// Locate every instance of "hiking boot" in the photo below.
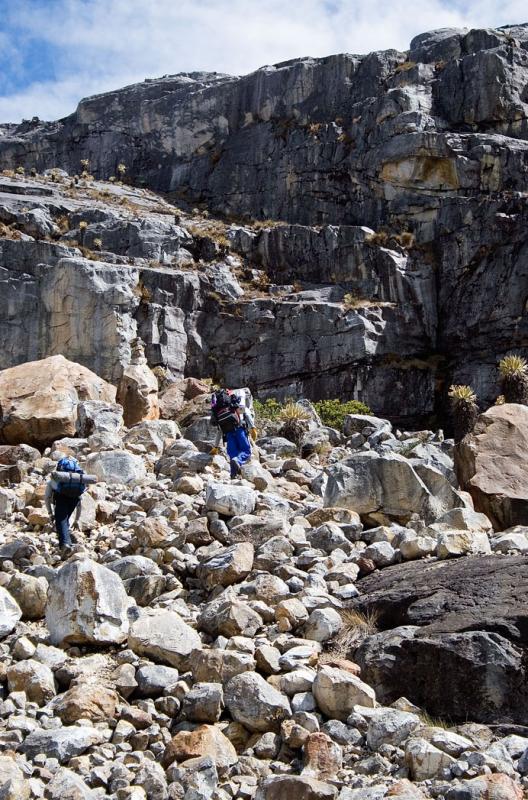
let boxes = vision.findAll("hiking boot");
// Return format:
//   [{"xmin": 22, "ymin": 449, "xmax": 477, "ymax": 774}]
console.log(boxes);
[
  {"xmin": 230, "ymin": 459, "xmax": 241, "ymax": 479},
  {"xmin": 60, "ymin": 544, "xmax": 74, "ymax": 559}
]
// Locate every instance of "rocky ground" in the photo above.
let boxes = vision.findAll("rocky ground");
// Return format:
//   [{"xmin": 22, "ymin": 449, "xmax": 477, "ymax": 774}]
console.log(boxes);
[{"xmin": 1, "ymin": 356, "xmax": 528, "ymax": 800}]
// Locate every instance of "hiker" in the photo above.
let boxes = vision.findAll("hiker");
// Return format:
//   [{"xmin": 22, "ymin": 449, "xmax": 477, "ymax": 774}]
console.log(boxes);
[
  {"xmin": 210, "ymin": 387, "xmax": 257, "ymax": 478},
  {"xmin": 45, "ymin": 456, "xmax": 86, "ymax": 553}
]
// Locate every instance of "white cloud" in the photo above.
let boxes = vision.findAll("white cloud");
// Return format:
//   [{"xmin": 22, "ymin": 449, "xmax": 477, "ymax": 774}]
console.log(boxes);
[{"xmin": 2, "ymin": 0, "xmax": 528, "ymax": 122}]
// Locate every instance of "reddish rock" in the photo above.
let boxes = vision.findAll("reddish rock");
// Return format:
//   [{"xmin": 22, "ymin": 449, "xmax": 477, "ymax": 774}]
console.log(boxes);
[
  {"xmin": 302, "ymin": 732, "xmax": 342, "ymax": 779},
  {"xmin": 117, "ymin": 340, "xmax": 159, "ymax": 427},
  {"xmin": 159, "ymin": 377, "xmax": 209, "ymax": 419},
  {"xmin": 162, "ymin": 724, "xmax": 237, "ymax": 769},
  {"xmin": 53, "ymin": 684, "xmax": 118, "ymax": 723},
  {"xmin": 0, "ymin": 355, "xmax": 115, "ymax": 447}
]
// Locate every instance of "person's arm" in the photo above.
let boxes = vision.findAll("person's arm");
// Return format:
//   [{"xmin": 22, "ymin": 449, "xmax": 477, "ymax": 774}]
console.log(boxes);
[
  {"xmin": 73, "ymin": 496, "xmax": 83, "ymax": 527},
  {"xmin": 210, "ymin": 414, "xmax": 222, "ymax": 452},
  {"xmin": 44, "ymin": 482, "xmax": 54, "ymax": 516},
  {"xmin": 244, "ymin": 409, "xmax": 257, "ymax": 441}
]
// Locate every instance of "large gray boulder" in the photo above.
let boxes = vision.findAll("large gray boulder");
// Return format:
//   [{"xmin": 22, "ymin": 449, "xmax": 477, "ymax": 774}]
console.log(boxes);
[
  {"xmin": 46, "ymin": 558, "xmax": 133, "ymax": 645},
  {"xmin": 85, "ymin": 449, "xmax": 147, "ymax": 484},
  {"xmin": 324, "ymin": 451, "xmax": 463, "ymax": 524},
  {"xmin": 128, "ymin": 609, "xmax": 202, "ymax": 669},
  {"xmin": 21, "ymin": 726, "xmax": 104, "ymax": 762},
  {"xmin": 225, "ymin": 671, "xmax": 291, "ymax": 732},
  {"xmin": 197, "ymin": 542, "xmax": 254, "ymax": 589},
  {"xmin": 205, "ymin": 482, "xmax": 256, "ymax": 516}
]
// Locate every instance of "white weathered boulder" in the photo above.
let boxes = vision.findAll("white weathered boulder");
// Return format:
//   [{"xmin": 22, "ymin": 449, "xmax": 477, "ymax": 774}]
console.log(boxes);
[
  {"xmin": 85, "ymin": 449, "xmax": 147, "ymax": 484},
  {"xmin": 399, "ymin": 532, "xmax": 437, "ymax": 560},
  {"xmin": 405, "ymin": 736, "xmax": 456, "ymax": 780},
  {"xmin": 304, "ymin": 608, "xmax": 343, "ymax": 643},
  {"xmin": 46, "ymin": 558, "xmax": 133, "ymax": 645},
  {"xmin": 128, "ymin": 609, "xmax": 201, "ymax": 669},
  {"xmin": 436, "ymin": 530, "xmax": 491, "ymax": 558},
  {"xmin": 205, "ymin": 482, "xmax": 256, "ymax": 516},
  {"xmin": 0, "ymin": 586, "xmax": 22, "ymax": 638},
  {"xmin": 313, "ymin": 666, "xmax": 376, "ymax": 721}
]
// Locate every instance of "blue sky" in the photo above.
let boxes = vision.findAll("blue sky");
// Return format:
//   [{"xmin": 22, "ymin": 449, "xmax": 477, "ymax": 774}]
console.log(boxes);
[{"xmin": 0, "ymin": 0, "xmax": 526, "ymax": 122}]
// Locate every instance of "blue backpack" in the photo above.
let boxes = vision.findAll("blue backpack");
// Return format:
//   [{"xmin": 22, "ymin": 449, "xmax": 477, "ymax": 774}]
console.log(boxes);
[{"xmin": 55, "ymin": 457, "xmax": 86, "ymax": 498}]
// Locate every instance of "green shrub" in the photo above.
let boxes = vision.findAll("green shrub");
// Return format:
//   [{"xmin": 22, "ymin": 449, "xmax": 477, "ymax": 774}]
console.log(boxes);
[
  {"xmin": 314, "ymin": 399, "xmax": 371, "ymax": 431},
  {"xmin": 254, "ymin": 398, "xmax": 283, "ymax": 422}
]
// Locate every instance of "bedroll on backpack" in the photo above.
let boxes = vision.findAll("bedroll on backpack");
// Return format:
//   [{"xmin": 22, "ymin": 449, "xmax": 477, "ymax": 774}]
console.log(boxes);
[{"xmin": 53, "ymin": 470, "xmax": 95, "ymax": 498}]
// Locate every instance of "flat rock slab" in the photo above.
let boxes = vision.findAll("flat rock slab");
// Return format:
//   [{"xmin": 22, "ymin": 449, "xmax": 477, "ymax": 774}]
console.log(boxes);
[{"xmin": 353, "ymin": 554, "xmax": 528, "ymax": 642}]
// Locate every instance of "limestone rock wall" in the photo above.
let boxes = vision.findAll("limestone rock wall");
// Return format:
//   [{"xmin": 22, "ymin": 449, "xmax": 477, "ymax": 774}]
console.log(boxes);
[{"xmin": 1, "ymin": 25, "xmax": 528, "ymax": 420}]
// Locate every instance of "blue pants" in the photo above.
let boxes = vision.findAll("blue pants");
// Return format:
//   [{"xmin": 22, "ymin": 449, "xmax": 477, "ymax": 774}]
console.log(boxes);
[
  {"xmin": 226, "ymin": 427, "xmax": 251, "ymax": 478},
  {"xmin": 53, "ymin": 493, "xmax": 79, "ymax": 547}
]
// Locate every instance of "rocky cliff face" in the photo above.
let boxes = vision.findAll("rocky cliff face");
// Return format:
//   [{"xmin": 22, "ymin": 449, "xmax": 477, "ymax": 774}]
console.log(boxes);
[{"xmin": 2, "ymin": 25, "xmax": 528, "ymax": 420}]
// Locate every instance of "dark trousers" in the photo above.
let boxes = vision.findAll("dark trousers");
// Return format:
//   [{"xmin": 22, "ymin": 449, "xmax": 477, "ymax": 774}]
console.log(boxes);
[{"xmin": 53, "ymin": 493, "xmax": 79, "ymax": 547}]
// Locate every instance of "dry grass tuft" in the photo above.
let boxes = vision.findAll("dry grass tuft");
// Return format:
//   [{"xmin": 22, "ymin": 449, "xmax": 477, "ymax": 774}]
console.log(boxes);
[
  {"xmin": 418, "ymin": 710, "xmax": 452, "ymax": 730},
  {"xmin": 324, "ymin": 608, "xmax": 379, "ymax": 660}
]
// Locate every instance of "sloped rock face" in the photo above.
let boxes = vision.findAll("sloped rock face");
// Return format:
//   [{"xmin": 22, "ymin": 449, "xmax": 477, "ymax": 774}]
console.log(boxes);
[
  {"xmin": 456, "ymin": 404, "xmax": 528, "ymax": 529},
  {"xmin": 1, "ymin": 27, "xmax": 528, "ymax": 415}
]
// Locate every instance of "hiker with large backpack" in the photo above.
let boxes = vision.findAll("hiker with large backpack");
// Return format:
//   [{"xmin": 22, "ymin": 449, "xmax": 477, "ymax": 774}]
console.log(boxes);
[
  {"xmin": 210, "ymin": 388, "xmax": 257, "ymax": 478},
  {"xmin": 44, "ymin": 456, "xmax": 95, "ymax": 553}
]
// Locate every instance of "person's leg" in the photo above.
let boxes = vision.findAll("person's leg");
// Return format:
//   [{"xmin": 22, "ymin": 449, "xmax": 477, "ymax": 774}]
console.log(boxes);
[
  {"xmin": 235, "ymin": 428, "xmax": 252, "ymax": 468},
  {"xmin": 54, "ymin": 495, "xmax": 78, "ymax": 547},
  {"xmin": 226, "ymin": 430, "xmax": 241, "ymax": 478},
  {"xmin": 227, "ymin": 428, "xmax": 251, "ymax": 477}
]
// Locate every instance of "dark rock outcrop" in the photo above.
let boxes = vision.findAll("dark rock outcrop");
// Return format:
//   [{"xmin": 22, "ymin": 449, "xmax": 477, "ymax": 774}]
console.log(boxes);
[{"xmin": 351, "ymin": 555, "xmax": 528, "ymax": 723}]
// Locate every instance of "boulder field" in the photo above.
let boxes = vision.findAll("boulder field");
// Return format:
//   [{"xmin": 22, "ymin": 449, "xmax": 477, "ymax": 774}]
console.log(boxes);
[{"xmin": 0, "ymin": 356, "xmax": 528, "ymax": 799}]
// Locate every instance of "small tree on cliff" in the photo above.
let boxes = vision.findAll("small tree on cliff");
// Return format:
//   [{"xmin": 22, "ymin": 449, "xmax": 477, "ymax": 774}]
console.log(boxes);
[
  {"xmin": 448, "ymin": 384, "xmax": 478, "ymax": 443},
  {"xmin": 498, "ymin": 355, "xmax": 528, "ymax": 404}
]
